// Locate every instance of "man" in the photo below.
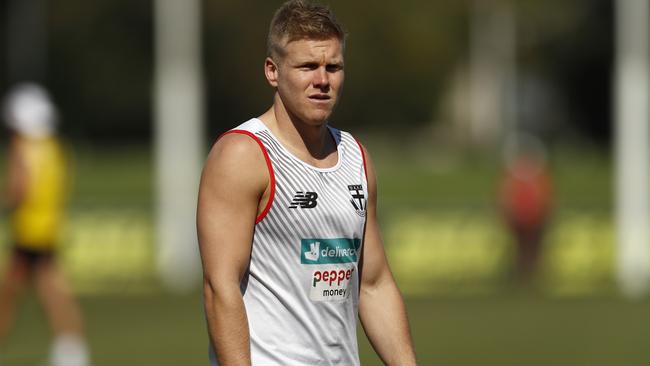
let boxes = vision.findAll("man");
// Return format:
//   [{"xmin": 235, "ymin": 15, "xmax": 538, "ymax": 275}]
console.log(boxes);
[
  {"xmin": 197, "ymin": 1, "xmax": 417, "ymax": 365},
  {"xmin": 0, "ymin": 83, "xmax": 89, "ymax": 366}
]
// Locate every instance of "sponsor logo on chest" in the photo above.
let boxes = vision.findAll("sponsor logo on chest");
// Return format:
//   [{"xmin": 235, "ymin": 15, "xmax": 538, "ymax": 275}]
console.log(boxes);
[
  {"xmin": 301, "ymin": 238, "xmax": 361, "ymax": 302},
  {"xmin": 310, "ymin": 267, "xmax": 355, "ymax": 301},
  {"xmin": 301, "ymin": 238, "xmax": 360, "ymax": 264}
]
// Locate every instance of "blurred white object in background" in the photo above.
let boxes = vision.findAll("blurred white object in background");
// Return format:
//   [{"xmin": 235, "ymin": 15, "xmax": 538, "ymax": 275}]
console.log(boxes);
[
  {"xmin": 154, "ymin": 0, "xmax": 205, "ymax": 292},
  {"xmin": 615, "ymin": 0, "xmax": 650, "ymax": 299},
  {"xmin": 2, "ymin": 83, "xmax": 58, "ymax": 138},
  {"xmin": 469, "ymin": 0, "xmax": 517, "ymax": 147}
]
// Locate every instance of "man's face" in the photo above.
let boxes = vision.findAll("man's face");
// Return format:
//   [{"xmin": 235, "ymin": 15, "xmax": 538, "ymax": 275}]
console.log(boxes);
[{"xmin": 266, "ymin": 37, "xmax": 344, "ymax": 126}]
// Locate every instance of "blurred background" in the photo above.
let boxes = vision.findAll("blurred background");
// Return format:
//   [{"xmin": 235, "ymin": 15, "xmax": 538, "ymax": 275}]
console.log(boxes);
[{"xmin": 1, "ymin": 0, "xmax": 649, "ymax": 365}]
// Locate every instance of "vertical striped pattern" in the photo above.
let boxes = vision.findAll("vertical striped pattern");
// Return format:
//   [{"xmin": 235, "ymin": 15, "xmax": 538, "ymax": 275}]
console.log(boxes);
[{"xmin": 210, "ymin": 118, "xmax": 367, "ymax": 366}]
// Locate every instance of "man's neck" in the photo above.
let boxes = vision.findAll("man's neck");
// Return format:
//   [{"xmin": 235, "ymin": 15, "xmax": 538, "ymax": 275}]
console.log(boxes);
[{"xmin": 258, "ymin": 100, "xmax": 336, "ymax": 163}]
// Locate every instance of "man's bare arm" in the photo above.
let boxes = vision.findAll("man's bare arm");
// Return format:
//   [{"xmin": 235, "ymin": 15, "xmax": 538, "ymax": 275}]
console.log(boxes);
[
  {"xmin": 197, "ymin": 133, "xmax": 269, "ymax": 366},
  {"xmin": 358, "ymin": 146, "xmax": 417, "ymax": 366}
]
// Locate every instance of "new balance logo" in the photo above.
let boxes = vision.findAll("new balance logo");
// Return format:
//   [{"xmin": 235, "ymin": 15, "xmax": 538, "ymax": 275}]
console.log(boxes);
[{"xmin": 289, "ymin": 191, "xmax": 319, "ymax": 209}]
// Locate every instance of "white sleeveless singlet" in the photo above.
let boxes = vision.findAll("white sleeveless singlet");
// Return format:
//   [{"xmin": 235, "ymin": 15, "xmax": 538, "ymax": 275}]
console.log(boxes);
[{"xmin": 209, "ymin": 118, "xmax": 368, "ymax": 365}]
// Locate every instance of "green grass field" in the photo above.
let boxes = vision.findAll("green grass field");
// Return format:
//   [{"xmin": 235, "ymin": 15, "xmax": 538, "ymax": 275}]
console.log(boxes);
[
  {"xmin": 4, "ymin": 291, "xmax": 650, "ymax": 365},
  {"xmin": 2, "ymin": 141, "xmax": 644, "ymax": 365}
]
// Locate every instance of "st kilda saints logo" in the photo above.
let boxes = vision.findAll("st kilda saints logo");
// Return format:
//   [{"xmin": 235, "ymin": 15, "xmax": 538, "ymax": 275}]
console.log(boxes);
[
  {"xmin": 289, "ymin": 191, "xmax": 319, "ymax": 209},
  {"xmin": 347, "ymin": 185, "xmax": 366, "ymax": 217}
]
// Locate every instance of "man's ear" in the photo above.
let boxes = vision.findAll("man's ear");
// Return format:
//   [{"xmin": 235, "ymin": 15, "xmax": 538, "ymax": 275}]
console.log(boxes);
[{"xmin": 264, "ymin": 57, "xmax": 279, "ymax": 88}]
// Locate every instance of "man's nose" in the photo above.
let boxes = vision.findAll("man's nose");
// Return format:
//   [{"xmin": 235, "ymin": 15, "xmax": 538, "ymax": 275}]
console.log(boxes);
[{"xmin": 313, "ymin": 67, "xmax": 329, "ymax": 89}]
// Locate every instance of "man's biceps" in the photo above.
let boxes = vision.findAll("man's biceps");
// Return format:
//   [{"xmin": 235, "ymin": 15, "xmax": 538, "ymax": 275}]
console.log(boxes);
[
  {"xmin": 212, "ymin": 245, "xmax": 251, "ymax": 270},
  {"xmin": 361, "ymin": 235, "xmax": 390, "ymax": 280},
  {"xmin": 204, "ymin": 171, "xmax": 259, "ymax": 199},
  {"xmin": 363, "ymin": 244, "xmax": 389, "ymax": 271},
  {"xmin": 200, "ymin": 229, "xmax": 253, "ymax": 271},
  {"xmin": 200, "ymin": 175, "xmax": 261, "ymax": 211}
]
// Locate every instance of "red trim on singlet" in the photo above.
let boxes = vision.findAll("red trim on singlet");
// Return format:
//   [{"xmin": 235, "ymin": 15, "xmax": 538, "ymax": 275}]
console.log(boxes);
[
  {"xmin": 355, "ymin": 139, "xmax": 368, "ymax": 182},
  {"xmin": 217, "ymin": 130, "xmax": 276, "ymax": 224}
]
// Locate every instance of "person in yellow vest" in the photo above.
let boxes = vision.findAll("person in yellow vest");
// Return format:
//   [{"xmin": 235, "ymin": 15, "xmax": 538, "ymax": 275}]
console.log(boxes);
[{"xmin": 0, "ymin": 83, "xmax": 89, "ymax": 366}]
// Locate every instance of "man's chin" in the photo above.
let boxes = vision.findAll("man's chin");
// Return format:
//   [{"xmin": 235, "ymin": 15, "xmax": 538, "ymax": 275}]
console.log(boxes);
[
  {"xmin": 310, "ymin": 109, "xmax": 335, "ymax": 124},
  {"xmin": 305, "ymin": 116, "xmax": 331, "ymax": 127},
  {"xmin": 293, "ymin": 112, "xmax": 330, "ymax": 127},
  {"xmin": 287, "ymin": 107, "xmax": 333, "ymax": 127}
]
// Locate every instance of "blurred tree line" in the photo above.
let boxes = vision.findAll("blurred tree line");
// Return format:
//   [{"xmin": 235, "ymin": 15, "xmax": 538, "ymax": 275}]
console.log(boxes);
[{"xmin": 0, "ymin": 0, "xmax": 612, "ymax": 144}]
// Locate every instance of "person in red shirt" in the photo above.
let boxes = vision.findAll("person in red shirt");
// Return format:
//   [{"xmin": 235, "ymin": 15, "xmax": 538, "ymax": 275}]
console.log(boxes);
[{"xmin": 499, "ymin": 136, "xmax": 553, "ymax": 282}]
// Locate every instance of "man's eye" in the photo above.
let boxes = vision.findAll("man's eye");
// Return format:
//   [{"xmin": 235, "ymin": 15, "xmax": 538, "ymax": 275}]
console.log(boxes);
[{"xmin": 326, "ymin": 65, "xmax": 343, "ymax": 72}]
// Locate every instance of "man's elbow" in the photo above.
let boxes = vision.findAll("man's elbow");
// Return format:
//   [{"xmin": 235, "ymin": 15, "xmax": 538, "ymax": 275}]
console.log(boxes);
[
  {"xmin": 203, "ymin": 274, "xmax": 242, "ymax": 312},
  {"xmin": 361, "ymin": 271, "xmax": 401, "ymax": 299}
]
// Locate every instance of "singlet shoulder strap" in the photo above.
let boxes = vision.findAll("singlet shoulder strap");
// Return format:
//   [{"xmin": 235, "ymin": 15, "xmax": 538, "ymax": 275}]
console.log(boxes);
[
  {"xmin": 334, "ymin": 128, "xmax": 368, "ymax": 184},
  {"xmin": 354, "ymin": 138, "xmax": 368, "ymax": 182},
  {"xmin": 215, "ymin": 125, "xmax": 276, "ymax": 224}
]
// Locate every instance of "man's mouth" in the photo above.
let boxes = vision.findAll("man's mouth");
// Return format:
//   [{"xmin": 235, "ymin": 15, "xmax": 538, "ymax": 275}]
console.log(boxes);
[{"xmin": 309, "ymin": 94, "xmax": 331, "ymax": 101}]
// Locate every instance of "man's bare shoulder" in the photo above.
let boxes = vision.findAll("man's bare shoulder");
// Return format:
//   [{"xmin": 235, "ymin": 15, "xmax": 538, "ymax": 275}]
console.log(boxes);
[
  {"xmin": 201, "ymin": 132, "xmax": 268, "ymax": 194},
  {"xmin": 208, "ymin": 132, "xmax": 263, "ymax": 162}
]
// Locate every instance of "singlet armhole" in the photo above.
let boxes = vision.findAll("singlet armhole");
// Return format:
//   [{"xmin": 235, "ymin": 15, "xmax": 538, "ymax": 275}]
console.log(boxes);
[
  {"xmin": 216, "ymin": 130, "xmax": 276, "ymax": 224},
  {"xmin": 354, "ymin": 139, "xmax": 369, "ymax": 184}
]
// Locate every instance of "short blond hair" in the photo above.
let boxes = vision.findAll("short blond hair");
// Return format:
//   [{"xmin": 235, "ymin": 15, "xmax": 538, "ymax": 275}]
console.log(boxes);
[{"xmin": 267, "ymin": 0, "xmax": 346, "ymax": 59}]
